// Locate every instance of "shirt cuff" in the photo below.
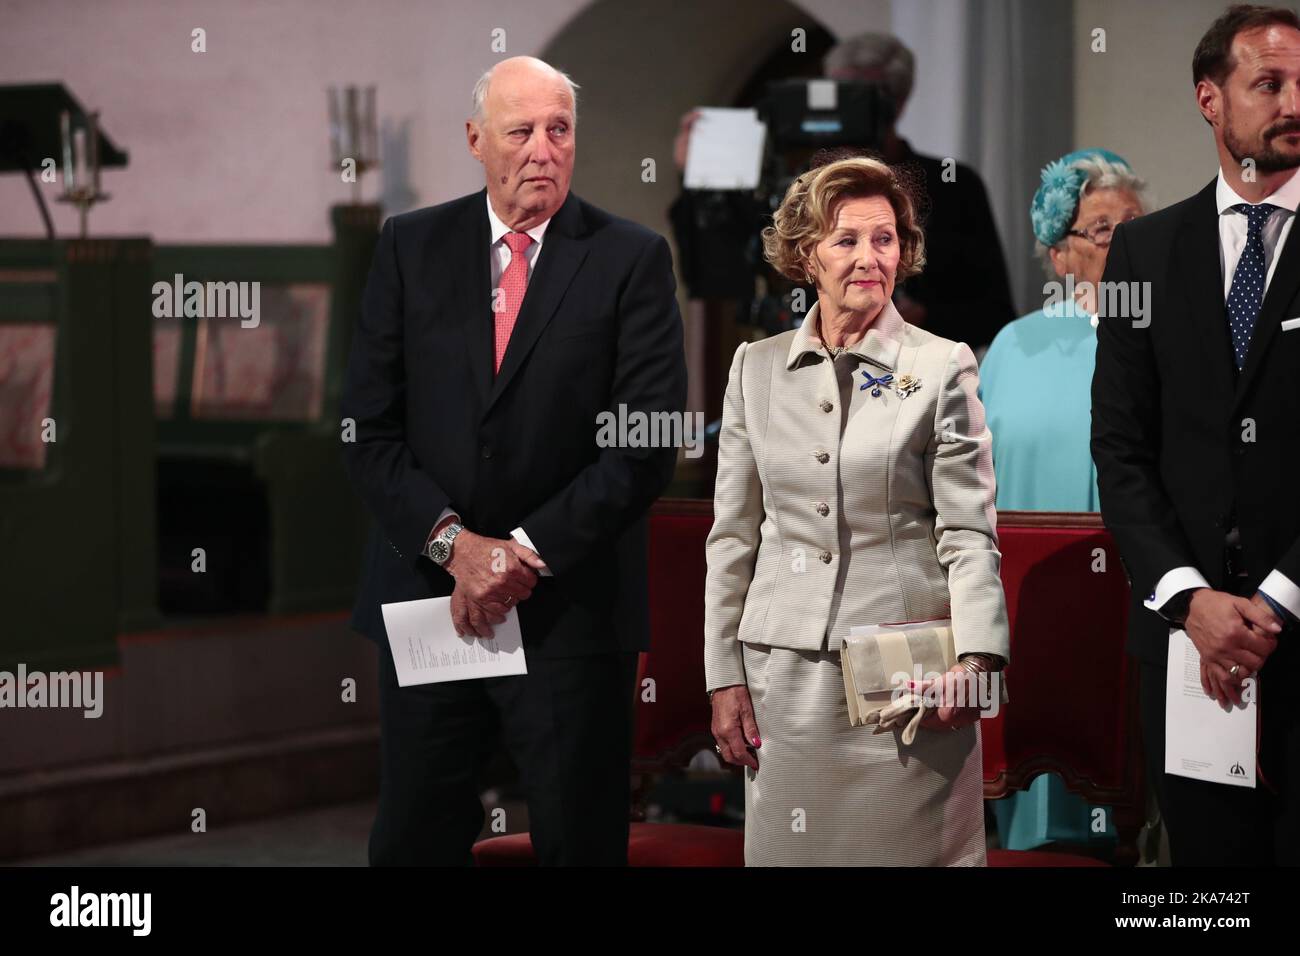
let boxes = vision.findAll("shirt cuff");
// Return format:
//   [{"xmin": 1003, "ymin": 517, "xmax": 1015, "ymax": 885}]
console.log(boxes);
[
  {"xmin": 1144, "ymin": 566, "xmax": 1211, "ymax": 615},
  {"xmin": 1258, "ymin": 570, "xmax": 1300, "ymax": 622},
  {"xmin": 510, "ymin": 526, "xmax": 553, "ymax": 577}
]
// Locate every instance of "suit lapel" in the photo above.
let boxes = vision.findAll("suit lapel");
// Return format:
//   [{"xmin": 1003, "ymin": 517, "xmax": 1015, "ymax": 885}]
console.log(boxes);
[
  {"xmin": 459, "ymin": 190, "xmax": 495, "ymax": 408},
  {"xmin": 1172, "ymin": 181, "xmax": 1235, "ymax": 405},
  {"xmin": 1234, "ymin": 209, "xmax": 1300, "ymax": 412},
  {"xmin": 482, "ymin": 191, "xmax": 589, "ymax": 419}
]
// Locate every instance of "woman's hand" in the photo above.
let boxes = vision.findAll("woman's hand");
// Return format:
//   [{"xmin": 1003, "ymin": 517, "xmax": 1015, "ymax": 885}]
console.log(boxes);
[
  {"xmin": 914, "ymin": 663, "xmax": 984, "ymax": 732},
  {"xmin": 710, "ymin": 684, "xmax": 761, "ymax": 770}
]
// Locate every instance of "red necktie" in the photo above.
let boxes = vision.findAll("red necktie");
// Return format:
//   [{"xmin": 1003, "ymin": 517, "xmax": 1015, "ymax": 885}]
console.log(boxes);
[{"xmin": 494, "ymin": 232, "xmax": 534, "ymax": 375}]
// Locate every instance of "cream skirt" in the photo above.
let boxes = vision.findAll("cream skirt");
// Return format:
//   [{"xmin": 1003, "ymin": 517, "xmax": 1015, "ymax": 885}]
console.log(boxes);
[{"xmin": 741, "ymin": 642, "xmax": 986, "ymax": 866}]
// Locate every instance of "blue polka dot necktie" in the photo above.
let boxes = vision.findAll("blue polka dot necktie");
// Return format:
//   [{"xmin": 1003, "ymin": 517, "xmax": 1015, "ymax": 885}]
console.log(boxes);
[{"xmin": 1225, "ymin": 202, "xmax": 1279, "ymax": 371}]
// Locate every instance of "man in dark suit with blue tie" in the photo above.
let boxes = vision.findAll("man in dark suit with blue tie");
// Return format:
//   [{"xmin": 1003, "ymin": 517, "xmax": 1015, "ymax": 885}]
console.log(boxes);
[
  {"xmin": 1092, "ymin": 4, "xmax": 1300, "ymax": 865},
  {"xmin": 341, "ymin": 56, "xmax": 687, "ymax": 865}
]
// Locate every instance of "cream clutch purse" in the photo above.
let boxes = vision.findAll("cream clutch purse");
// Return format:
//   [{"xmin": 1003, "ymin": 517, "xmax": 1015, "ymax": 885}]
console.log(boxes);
[{"xmin": 841, "ymin": 620, "xmax": 956, "ymax": 744}]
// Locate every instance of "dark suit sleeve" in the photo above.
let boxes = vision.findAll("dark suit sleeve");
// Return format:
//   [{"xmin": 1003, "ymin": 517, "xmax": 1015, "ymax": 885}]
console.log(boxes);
[
  {"xmin": 518, "ymin": 234, "xmax": 687, "ymax": 576},
  {"xmin": 1090, "ymin": 222, "xmax": 1200, "ymax": 598},
  {"xmin": 340, "ymin": 216, "xmax": 451, "ymax": 565}
]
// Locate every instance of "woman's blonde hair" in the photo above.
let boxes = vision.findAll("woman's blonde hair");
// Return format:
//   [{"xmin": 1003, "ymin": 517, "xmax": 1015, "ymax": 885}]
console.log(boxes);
[{"xmin": 761, "ymin": 153, "xmax": 926, "ymax": 284}]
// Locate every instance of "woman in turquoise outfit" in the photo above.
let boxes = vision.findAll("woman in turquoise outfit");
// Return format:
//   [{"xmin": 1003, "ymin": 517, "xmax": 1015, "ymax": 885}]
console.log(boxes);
[{"xmin": 980, "ymin": 149, "xmax": 1150, "ymax": 852}]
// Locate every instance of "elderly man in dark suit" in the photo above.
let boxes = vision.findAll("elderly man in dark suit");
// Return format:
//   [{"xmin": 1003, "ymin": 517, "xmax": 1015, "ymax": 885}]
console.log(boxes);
[
  {"xmin": 342, "ymin": 56, "xmax": 687, "ymax": 866},
  {"xmin": 1092, "ymin": 4, "xmax": 1300, "ymax": 866}
]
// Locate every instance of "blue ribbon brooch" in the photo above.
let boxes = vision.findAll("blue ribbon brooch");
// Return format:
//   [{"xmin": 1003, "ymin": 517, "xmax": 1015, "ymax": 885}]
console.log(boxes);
[
  {"xmin": 860, "ymin": 370, "xmax": 921, "ymax": 399},
  {"xmin": 860, "ymin": 371, "xmax": 893, "ymax": 397}
]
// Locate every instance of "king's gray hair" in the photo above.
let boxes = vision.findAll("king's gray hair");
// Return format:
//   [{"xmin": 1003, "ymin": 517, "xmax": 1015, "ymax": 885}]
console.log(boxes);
[{"xmin": 470, "ymin": 61, "xmax": 580, "ymax": 125}]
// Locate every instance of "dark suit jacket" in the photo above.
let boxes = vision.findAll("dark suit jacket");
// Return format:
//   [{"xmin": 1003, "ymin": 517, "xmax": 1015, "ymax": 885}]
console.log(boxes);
[
  {"xmin": 341, "ymin": 189, "xmax": 687, "ymax": 658},
  {"xmin": 1092, "ymin": 179, "xmax": 1300, "ymax": 665}
]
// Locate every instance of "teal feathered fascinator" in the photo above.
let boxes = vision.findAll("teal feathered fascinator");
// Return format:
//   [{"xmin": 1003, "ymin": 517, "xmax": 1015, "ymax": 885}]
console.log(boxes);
[{"xmin": 1030, "ymin": 148, "xmax": 1132, "ymax": 247}]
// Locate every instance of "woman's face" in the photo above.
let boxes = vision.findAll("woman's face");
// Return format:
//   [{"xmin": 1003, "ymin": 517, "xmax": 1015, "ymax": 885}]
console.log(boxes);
[
  {"xmin": 807, "ymin": 195, "xmax": 901, "ymax": 320},
  {"xmin": 1050, "ymin": 187, "xmax": 1143, "ymax": 295}
]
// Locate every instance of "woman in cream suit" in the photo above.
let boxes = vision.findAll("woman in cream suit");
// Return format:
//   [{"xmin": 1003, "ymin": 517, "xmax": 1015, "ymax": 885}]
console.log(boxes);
[{"xmin": 705, "ymin": 153, "xmax": 1010, "ymax": 866}]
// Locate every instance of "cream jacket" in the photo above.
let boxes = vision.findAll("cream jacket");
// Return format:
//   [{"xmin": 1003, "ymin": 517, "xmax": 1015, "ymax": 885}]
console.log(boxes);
[{"xmin": 704, "ymin": 301, "xmax": 1010, "ymax": 690}]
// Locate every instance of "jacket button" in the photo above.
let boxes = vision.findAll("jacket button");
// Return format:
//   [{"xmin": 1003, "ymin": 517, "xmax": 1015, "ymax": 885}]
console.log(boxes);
[
  {"xmin": 816, "ymin": 502, "xmax": 830, "ymax": 516},
  {"xmin": 819, "ymin": 551, "xmax": 833, "ymax": 564},
  {"xmin": 814, "ymin": 450, "xmax": 829, "ymax": 464},
  {"xmin": 820, "ymin": 400, "xmax": 833, "ymax": 413},
  {"xmin": 481, "ymin": 444, "xmax": 493, "ymax": 459}
]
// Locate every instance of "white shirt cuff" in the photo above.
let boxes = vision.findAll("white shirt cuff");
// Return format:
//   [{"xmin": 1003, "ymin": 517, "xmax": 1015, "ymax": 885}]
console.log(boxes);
[
  {"xmin": 1144, "ymin": 566, "xmax": 1211, "ymax": 613},
  {"xmin": 510, "ymin": 526, "xmax": 552, "ymax": 577},
  {"xmin": 1259, "ymin": 570, "xmax": 1300, "ymax": 620}
]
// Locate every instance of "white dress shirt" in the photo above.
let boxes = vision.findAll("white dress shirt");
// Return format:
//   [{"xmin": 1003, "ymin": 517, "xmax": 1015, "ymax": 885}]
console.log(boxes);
[
  {"xmin": 486, "ymin": 190, "xmax": 551, "ymax": 286},
  {"xmin": 1146, "ymin": 168, "xmax": 1300, "ymax": 620},
  {"xmin": 427, "ymin": 193, "xmax": 556, "ymax": 573},
  {"xmin": 1216, "ymin": 167, "xmax": 1300, "ymax": 298}
]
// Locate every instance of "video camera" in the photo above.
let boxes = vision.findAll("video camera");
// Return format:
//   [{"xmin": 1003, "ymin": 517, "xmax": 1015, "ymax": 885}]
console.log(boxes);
[{"xmin": 673, "ymin": 80, "xmax": 895, "ymax": 334}]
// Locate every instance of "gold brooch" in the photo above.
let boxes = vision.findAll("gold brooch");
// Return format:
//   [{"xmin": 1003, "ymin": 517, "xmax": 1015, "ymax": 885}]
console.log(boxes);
[{"xmin": 894, "ymin": 373, "xmax": 921, "ymax": 398}]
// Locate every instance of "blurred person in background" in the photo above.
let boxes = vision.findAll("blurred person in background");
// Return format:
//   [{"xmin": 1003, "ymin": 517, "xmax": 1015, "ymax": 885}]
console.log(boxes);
[
  {"xmin": 980, "ymin": 147, "xmax": 1150, "ymax": 853},
  {"xmin": 671, "ymin": 32, "xmax": 1016, "ymax": 352}
]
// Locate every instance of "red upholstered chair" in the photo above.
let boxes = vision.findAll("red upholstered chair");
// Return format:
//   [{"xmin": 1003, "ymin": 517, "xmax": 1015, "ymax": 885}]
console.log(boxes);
[
  {"xmin": 982, "ymin": 511, "xmax": 1144, "ymax": 867},
  {"xmin": 473, "ymin": 499, "xmax": 745, "ymax": 866}
]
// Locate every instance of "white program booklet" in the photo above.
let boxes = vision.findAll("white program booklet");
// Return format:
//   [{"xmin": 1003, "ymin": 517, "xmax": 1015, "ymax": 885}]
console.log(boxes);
[
  {"xmin": 1164, "ymin": 628, "xmax": 1256, "ymax": 788},
  {"xmin": 683, "ymin": 107, "xmax": 767, "ymax": 190},
  {"xmin": 380, "ymin": 596, "xmax": 526, "ymax": 687}
]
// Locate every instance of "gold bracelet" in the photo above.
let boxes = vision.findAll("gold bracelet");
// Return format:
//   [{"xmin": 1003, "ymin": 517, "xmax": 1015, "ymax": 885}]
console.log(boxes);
[{"xmin": 957, "ymin": 653, "xmax": 1004, "ymax": 674}]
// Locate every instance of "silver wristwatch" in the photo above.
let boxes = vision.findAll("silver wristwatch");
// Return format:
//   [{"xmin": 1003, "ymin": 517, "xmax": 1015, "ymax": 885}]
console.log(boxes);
[{"xmin": 426, "ymin": 522, "xmax": 464, "ymax": 566}]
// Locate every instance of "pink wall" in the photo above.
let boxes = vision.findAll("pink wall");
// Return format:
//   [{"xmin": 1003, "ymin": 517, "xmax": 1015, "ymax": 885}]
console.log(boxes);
[
  {"xmin": 0, "ymin": 0, "xmax": 590, "ymax": 241},
  {"xmin": 1, "ymin": 0, "xmax": 872, "ymax": 242}
]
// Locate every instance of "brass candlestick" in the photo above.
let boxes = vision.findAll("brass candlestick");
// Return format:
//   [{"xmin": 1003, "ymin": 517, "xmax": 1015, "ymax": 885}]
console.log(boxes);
[
  {"xmin": 328, "ymin": 85, "xmax": 379, "ymax": 204},
  {"xmin": 56, "ymin": 109, "xmax": 110, "ymax": 238}
]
